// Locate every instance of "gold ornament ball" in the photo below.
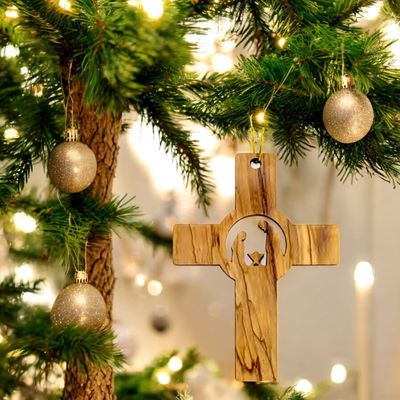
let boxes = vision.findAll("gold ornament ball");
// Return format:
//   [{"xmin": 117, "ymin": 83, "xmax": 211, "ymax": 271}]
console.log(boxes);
[
  {"xmin": 48, "ymin": 142, "xmax": 97, "ymax": 193},
  {"xmin": 323, "ymin": 88, "xmax": 374, "ymax": 144},
  {"xmin": 51, "ymin": 282, "xmax": 107, "ymax": 329}
]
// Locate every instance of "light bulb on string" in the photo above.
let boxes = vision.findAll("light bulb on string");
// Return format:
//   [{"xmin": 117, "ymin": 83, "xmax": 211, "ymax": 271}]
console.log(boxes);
[
  {"xmin": 1, "ymin": 45, "xmax": 20, "ymax": 58},
  {"xmin": 127, "ymin": 0, "xmax": 164, "ymax": 20},
  {"xmin": 354, "ymin": 261, "xmax": 374, "ymax": 290},
  {"xmin": 13, "ymin": 211, "xmax": 37, "ymax": 233},
  {"xmin": 135, "ymin": 273, "xmax": 146, "ymax": 287},
  {"xmin": 142, "ymin": 0, "xmax": 164, "ymax": 19},
  {"xmin": 294, "ymin": 379, "xmax": 313, "ymax": 395},
  {"xmin": 147, "ymin": 280, "xmax": 163, "ymax": 296},
  {"xmin": 330, "ymin": 363, "xmax": 347, "ymax": 384},
  {"xmin": 277, "ymin": 37, "xmax": 287, "ymax": 48},
  {"xmin": 253, "ymin": 110, "xmax": 268, "ymax": 126},
  {"xmin": 5, "ymin": 6, "xmax": 19, "ymax": 19},
  {"xmin": 155, "ymin": 369, "xmax": 171, "ymax": 385},
  {"xmin": 4, "ymin": 127, "xmax": 19, "ymax": 141},
  {"xmin": 58, "ymin": 0, "xmax": 72, "ymax": 11},
  {"xmin": 168, "ymin": 356, "xmax": 183, "ymax": 372}
]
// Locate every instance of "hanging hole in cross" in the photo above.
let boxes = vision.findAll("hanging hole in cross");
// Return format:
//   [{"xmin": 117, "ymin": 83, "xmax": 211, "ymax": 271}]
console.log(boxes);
[{"xmin": 250, "ymin": 158, "xmax": 261, "ymax": 169}]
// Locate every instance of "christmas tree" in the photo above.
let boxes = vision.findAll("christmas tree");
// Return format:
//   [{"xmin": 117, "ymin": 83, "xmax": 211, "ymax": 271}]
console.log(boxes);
[{"xmin": 0, "ymin": 0, "xmax": 399, "ymax": 399}]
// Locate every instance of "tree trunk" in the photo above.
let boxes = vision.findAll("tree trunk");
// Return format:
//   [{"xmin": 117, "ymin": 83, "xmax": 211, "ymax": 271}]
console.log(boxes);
[{"xmin": 62, "ymin": 80, "xmax": 122, "ymax": 400}]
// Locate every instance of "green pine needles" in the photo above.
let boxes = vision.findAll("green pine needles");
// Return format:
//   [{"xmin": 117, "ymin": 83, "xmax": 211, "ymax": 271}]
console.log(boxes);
[{"xmin": 1, "ymin": 0, "xmax": 400, "ymax": 209}]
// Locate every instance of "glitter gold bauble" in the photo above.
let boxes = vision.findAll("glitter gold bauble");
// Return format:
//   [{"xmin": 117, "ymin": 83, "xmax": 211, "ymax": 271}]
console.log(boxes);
[
  {"xmin": 323, "ymin": 88, "xmax": 374, "ymax": 144},
  {"xmin": 51, "ymin": 272, "xmax": 107, "ymax": 329},
  {"xmin": 48, "ymin": 141, "xmax": 97, "ymax": 193}
]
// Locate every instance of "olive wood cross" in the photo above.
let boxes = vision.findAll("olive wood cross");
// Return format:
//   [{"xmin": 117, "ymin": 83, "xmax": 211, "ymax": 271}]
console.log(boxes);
[{"xmin": 173, "ymin": 153, "xmax": 340, "ymax": 382}]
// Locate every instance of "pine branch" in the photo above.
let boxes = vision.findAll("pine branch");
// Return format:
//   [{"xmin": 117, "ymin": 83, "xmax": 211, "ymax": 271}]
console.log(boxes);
[
  {"xmin": 7, "ymin": 193, "xmax": 175, "ymax": 266},
  {"xmin": 0, "ymin": 55, "xmax": 64, "ymax": 200},
  {"xmin": 0, "ymin": 276, "xmax": 41, "ymax": 298},
  {"xmin": 326, "ymin": 0, "xmax": 378, "ymax": 26},
  {"xmin": 192, "ymin": 26, "xmax": 400, "ymax": 184},
  {"xmin": 0, "ymin": 182, "xmax": 18, "ymax": 212},
  {"xmin": 11, "ymin": 307, "xmax": 124, "ymax": 378},
  {"xmin": 33, "ymin": 193, "xmax": 141, "ymax": 266},
  {"xmin": 5, "ymin": 0, "xmax": 93, "ymax": 50},
  {"xmin": 80, "ymin": 0, "xmax": 192, "ymax": 113},
  {"xmin": 244, "ymin": 383, "xmax": 305, "ymax": 400}
]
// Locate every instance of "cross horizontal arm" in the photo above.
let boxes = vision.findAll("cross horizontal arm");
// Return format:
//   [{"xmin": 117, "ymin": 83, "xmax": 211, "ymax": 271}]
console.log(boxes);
[
  {"xmin": 289, "ymin": 224, "xmax": 340, "ymax": 266},
  {"xmin": 173, "ymin": 224, "xmax": 223, "ymax": 266}
]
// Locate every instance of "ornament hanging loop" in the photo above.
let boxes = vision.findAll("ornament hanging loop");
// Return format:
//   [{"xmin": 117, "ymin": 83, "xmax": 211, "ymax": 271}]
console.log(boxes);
[
  {"xmin": 248, "ymin": 63, "xmax": 295, "ymax": 160},
  {"xmin": 75, "ymin": 270, "xmax": 89, "ymax": 283},
  {"xmin": 66, "ymin": 127, "xmax": 79, "ymax": 142}
]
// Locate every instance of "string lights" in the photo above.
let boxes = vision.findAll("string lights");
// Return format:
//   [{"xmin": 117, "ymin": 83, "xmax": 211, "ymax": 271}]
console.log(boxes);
[
  {"xmin": 5, "ymin": 5, "xmax": 19, "ymax": 19},
  {"xmin": 4, "ymin": 127, "xmax": 20, "ymax": 141},
  {"xmin": 127, "ymin": 0, "xmax": 164, "ymax": 20},
  {"xmin": 13, "ymin": 211, "xmax": 37, "ymax": 233},
  {"xmin": 58, "ymin": 0, "xmax": 72, "ymax": 11},
  {"xmin": 294, "ymin": 379, "xmax": 313, "ymax": 395}
]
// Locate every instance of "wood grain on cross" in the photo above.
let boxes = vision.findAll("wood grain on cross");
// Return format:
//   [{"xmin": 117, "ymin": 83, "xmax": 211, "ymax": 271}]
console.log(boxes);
[{"xmin": 173, "ymin": 153, "xmax": 340, "ymax": 382}]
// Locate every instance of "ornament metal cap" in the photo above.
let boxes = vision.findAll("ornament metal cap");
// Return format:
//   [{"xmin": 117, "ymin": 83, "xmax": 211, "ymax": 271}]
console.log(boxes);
[
  {"xmin": 65, "ymin": 127, "xmax": 79, "ymax": 142},
  {"xmin": 75, "ymin": 270, "xmax": 88, "ymax": 283}
]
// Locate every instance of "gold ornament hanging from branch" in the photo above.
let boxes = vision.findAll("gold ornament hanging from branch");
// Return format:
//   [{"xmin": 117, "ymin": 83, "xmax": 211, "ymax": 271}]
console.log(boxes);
[
  {"xmin": 51, "ymin": 270, "xmax": 108, "ymax": 329},
  {"xmin": 48, "ymin": 127, "xmax": 97, "ymax": 193},
  {"xmin": 323, "ymin": 50, "xmax": 374, "ymax": 144},
  {"xmin": 173, "ymin": 153, "xmax": 340, "ymax": 382},
  {"xmin": 323, "ymin": 86, "xmax": 374, "ymax": 143}
]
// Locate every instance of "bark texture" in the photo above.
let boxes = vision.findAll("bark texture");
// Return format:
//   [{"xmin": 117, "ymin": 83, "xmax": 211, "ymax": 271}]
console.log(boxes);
[{"xmin": 62, "ymin": 80, "xmax": 122, "ymax": 400}]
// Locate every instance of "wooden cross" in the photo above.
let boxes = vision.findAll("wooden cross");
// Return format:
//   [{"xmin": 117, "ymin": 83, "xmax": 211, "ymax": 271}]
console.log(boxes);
[{"xmin": 173, "ymin": 153, "xmax": 340, "ymax": 382}]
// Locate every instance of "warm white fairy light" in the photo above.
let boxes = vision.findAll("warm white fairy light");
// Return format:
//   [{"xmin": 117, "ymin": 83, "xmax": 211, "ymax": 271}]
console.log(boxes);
[
  {"xmin": 168, "ymin": 356, "xmax": 183, "ymax": 372},
  {"xmin": 330, "ymin": 363, "xmax": 347, "ymax": 384},
  {"xmin": 147, "ymin": 280, "xmax": 163, "ymax": 296},
  {"xmin": 1, "ymin": 45, "xmax": 20, "ymax": 58},
  {"xmin": 129, "ymin": 0, "xmax": 164, "ymax": 19},
  {"xmin": 58, "ymin": 0, "xmax": 72, "ymax": 11},
  {"xmin": 354, "ymin": 261, "xmax": 375, "ymax": 290},
  {"xmin": 13, "ymin": 211, "xmax": 37, "ymax": 233},
  {"xmin": 277, "ymin": 37, "xmax": 287, "ymax": 48},
  {"xmin": 254, "ymin": 110, "xmax": 267, "ymax": 125},
  {"xmin": 155, "ymin": 370, "xmax": 171, "ymax": 385},
  {"xmin": 135, "ymin": 273, "xmax": 146, "ymax": 287},
  {"xmin": 15, "ymin": 263, "xmax": 34, "ymax": 283},
  {"xmin": 20, "ymin": 66, "xmax": 29, "ymax": 75},
  {"xmin": 361, "ymin": 1, "xmax": 382, "ymax": 21},
  {"xmin": 5, "ymin": 6, "xmax": 19, "ymax": 19},
  {"xmin": 4, "ymin": 127, "xmax": 20, "ymax": 141},
  {"xmin": 211, "ymin": 53, "xmax": 234, "ymax": 73},
  {"xmin": 295, "ymin": 379, "xmax": 313, "ymax": 395}
]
